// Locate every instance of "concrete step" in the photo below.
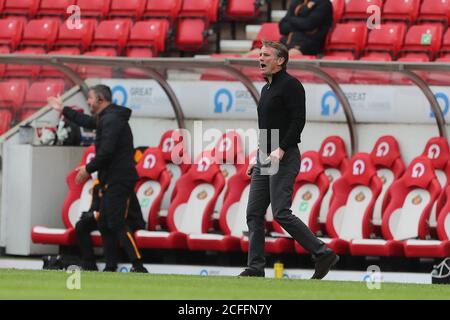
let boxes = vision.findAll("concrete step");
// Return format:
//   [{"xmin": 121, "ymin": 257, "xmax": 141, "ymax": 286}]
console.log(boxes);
[
  {"xmin": 246, "ymin": 24, "xmax": 262, "ymax": 40},
  {"xmin": 271, "ymin": 10, "xmax": 286, "ymax": 22},
  {"xmin": 220, "ymin": 40, "xmax": 253, "ymax": 53}
]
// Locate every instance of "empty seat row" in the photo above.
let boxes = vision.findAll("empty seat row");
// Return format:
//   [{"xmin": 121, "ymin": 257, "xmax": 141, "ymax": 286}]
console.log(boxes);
[
  {"xmin": 0, "ymin": 79, "xmax": 65, "ymax": 125},
  {"xmin": 0, "ymin": 17, "xmax": 169, "ymax": 55},
  {"xmin": 330, "ymin": 0, "xmax": 450, "ymax": 26},
  {"xmin": 30, "ymin": 129, "xmax": 450, "ymax": 258}
]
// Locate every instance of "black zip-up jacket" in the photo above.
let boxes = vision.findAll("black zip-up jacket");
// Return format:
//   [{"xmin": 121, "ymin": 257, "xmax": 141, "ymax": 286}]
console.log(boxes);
[
  {"xmin": 258, "ymin": 69, "xmax": 306, "ymax": 154},
  {"xmin": 279, "ymin": 0, "xmax": 333, "ymax": 55},
  {"xmin": 62, "ymin": 104, "xmax": 139, "ymax": 185}
]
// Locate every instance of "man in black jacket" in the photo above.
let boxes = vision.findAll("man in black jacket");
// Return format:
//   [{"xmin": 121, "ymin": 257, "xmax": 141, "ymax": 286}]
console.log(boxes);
[
  {"xmin": 238, "ymin": 41, "xmax": 339, "ymax": 279},
  {"xmin": 48, "ymin": 85, "xmax": 147, "ymax": 273},
  {"xmin": 279, "ymin": 0, "xmax": 333, "ymax": 56}
]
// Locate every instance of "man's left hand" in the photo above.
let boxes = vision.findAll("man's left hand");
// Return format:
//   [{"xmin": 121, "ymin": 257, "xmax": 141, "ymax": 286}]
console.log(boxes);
[
  {"xmin": 75, "ymin": 166, "xmax": 90, "ymax": 184},
  {"xmin": 266, "ymin": 148, "xmax": 285, "ymax": 163}
]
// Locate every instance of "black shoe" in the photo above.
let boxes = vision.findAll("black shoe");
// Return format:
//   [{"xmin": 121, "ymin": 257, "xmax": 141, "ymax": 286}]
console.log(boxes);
[
  {"xmin": 311, "ymin": 250, "xmax": 339, "ymax": 280},
  {"xmin": 81, "ymin": 262, "xmax": 98, "ymax": 271},
  {"xmin": 130, "ymin": 264, "xmax": 148, "ymax": 273},
  {"xmin": 238, "ymin": 268, "xmax": 265, "ymax": 277},
  {"xmin": 103, "ymin": 265, "xmax": 117, "ymax": 272}
]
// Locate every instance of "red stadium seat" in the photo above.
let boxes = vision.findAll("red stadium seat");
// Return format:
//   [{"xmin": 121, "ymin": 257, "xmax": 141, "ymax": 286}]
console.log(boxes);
[
  {"xmin": 75, "ymin": 0, "xmax": 111, "ymax": 19},
  {"xmin": 109, "ymin": 0, "xmax": 146, "ymax": 20},
  {"xmin": 200, "ymin": 53, "xmax": 242, "ymax": 81},
  {"xmin": 350, "ymin": 156, "xmax": 441, "ymax": 257},
  {"xmin": 296, "ymin": 153, "xmax": 382, "ymax": 255},
  {"xmin": 382, "ymin": 0, "xmax": 421, "ymax": 24},
  {"xmin": 392, "ymin": 54, "xmax": 430, "ymax": 85},
  {"xmin": 40, "ymin": 47, "xmax": 81, "ymax": 79},
  {"xmin": 143, "ymin": 0, "xmax": 182, "ymax": 25},
  {"xmin": 427, "ymin": 55, "xmax": 450, "ymax": 85},
  {"xmin": 211, "ymin": 131, "xmax": 245, "ymax": 220},
  {"xmin": 325, "ymin": 23, "xmax": 368, "ymax": 58},
  {"xmin": 32, "ymin": 146, "xmax": 99, "ymax": 246},
  {"xmin": 287, "ymin": 54, "xmax": 317, "ymax": 83},
  {"xmin": 187, "ymin": 152, "xmax": 256, "ymax": 252},
  {"xmin": 252, "ymin": 22, "xmax": 281, "ymax": 49},
  {"xmin": 351, "ymin": 54, "xmax": 392, "ymax": 84},
  {"xmin": 2, "ymin": 0, "xmax": 39, "ymax": 17},
  {"xmin": 135, "ymin": 147, "xmax": 171, "ymax": 231},
  {"xmin": 157, "ymin": 130, "xmax": 191, "ymax": 228},
  {"xmin": 403, "ymin": 185, "xmax": 450, "ymax": 258},
  {"xmin": 0, "ymin": 109, "xmax": 13, "ymax": 135},
  {"xmin": 320, "ymin": 54, "xmax": 355, "ymax": 83},
  {"xmin": 127, "ymin": 20, "xmax": 169, "ymax": 56},
  {"xmin": 135, "ymin": 153, "xmax": 225, "ymax": 250},
  {"xmin": 268, "ymin": 151, "xmax": 330, "ymax": 254},
  {"xmin": 5, "ymin": 48, "xmax": 46, "ymax": 79},
  {"xmin": 226, "ymin": 0, "xmax": 261, "ymax": 20},
  {"xmin": 400, "ymin": 24, "xmax": 443, "ymax": 60},
  {"xmin": 418, "ymin": 0, "xmax": 450, "ymax": 25},
  {"xmin": 318, "ymin": 136, "xmax": 350, "ymax": 227},
  {"xmin": 420, "ymin": 137, "xmax": 450, "ymax": 230},
  {"xmin": 55, "ymin": 19, "xmax": 96, "ymax": 52},
  {"xmin": 438, "ymin": 27, "xmax": 450, "ymax": 56},
  {"xmin": 342, "ymin": 0, "xmax": 383, "ymax": 21},
  {"xmin": 175, "ymin": 0, "xmax": 220, "ymax": 51},
  {"xmin": 122, "ymin": 48, "xmax": 154, "ymax": 78},
  {"xmin": 0, "ymin": 80, "xmax": 27, "ymax": 117},
  {"xmin": 21, "ymin": 19, "xmax": 60, "ymax": 50},
  {"xmin": 37, "ymin": 0, "xmax": 77, "ymax": 17},
  {"xmin": 369, "ymin": 136, "xmax": 406, "ymax": 229},
  {"xmin": 364, "ymin": 23, "xmax": 407, "ymax": 59},
  {"xmin": 91, "ymin": 19, "xmax": 132, "ymax": 54},
  {"xmin": 0, "ymin": 17, "xmax": 25, "ymax": 51},
  {"xmin": 330, "ymin": 0, "xmax": 344, "ymax": 22},
  {"xmin": 22, "ymin": 80, "xmax": 65, "ymax": 111},
  {"xmin": 77, "ymin": 48, "xmax": 116, "ymax": 79}
]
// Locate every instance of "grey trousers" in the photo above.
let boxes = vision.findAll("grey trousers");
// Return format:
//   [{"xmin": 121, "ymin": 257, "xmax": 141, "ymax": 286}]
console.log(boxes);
[{"xmin": 246, "ymin": 147, "xmax": 328, "ymax": 272}]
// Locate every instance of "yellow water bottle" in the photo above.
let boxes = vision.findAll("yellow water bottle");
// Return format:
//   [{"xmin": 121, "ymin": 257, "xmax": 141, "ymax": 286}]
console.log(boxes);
[{"xmin": 274, "ymin": 261, "xmax": 284, "ymax": 279}]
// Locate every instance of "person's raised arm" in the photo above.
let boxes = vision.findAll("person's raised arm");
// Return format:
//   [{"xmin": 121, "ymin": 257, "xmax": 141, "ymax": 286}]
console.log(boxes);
[{"xmin": 48, "ymin": 96, "xmax": 97, "ymax": 129}]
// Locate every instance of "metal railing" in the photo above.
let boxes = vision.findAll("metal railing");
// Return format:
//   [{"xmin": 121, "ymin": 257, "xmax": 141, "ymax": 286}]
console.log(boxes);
[{"xmin": 0, "ymin": 54, "xmax": 449, "ymax": 154}]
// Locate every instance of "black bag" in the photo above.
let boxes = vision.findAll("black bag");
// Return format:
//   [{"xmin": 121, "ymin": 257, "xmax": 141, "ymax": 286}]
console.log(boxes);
[
  {"xmin": 42, "ymin": 255, "xmax": 81, "ymax": 270},
  {"xmin": 431, "ymin": 258, "xmax": 450, "ymax": 284}
]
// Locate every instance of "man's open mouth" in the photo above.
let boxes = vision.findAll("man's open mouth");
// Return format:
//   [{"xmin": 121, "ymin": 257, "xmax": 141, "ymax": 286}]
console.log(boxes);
[{"xmin": 260, "ymin": 63, "xmax": 266, "ymax": 69}]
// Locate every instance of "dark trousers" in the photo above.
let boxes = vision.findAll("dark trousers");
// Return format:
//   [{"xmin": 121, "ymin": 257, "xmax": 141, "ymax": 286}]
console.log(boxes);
[
  {"xmin": 75, "ymin": 217, "xmax": 97, "ymax": 268},
  {"xmin": 97, "ymin": 181, "xmax": 143, "ymax": 269},
  {"xmin": 246, "ymin": 147, "xmax": 328, "ymax": 272}
]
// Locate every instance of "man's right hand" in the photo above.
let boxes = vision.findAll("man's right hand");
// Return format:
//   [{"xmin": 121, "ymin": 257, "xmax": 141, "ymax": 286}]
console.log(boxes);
[
  {"xmin": 246, "ymin": 164, "xmax": 255, "ymax": 177},
  {"xmin": 47, "ymin": 95, "xmax": 63, "ymax": 112}
]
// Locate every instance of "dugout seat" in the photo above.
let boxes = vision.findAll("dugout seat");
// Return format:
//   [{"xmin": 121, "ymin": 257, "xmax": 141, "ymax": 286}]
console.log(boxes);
[
  {"xmin": 267, "ymin": 151, "xmax": 330, "ymax": 254},
  {"xmin": 317, "ymin": 136, "xmax": 350, "ymax": 226},
  {"xmin": 370, "ymin": 136, "xmax": 406, "ymax": 228},
  {"xmin": 135, "ymin": 147, "xmax": 171, "ymax": 231},
  {"xmin": 187, "ymin": 151, "xmax": 256, "ymax": 252},
  {"xmin": 330, "ymin": 0, "xmax": 344, "ymax": 22},
  {"xmin": 135, "ymin": 153, "xmax": 225, "ymax": 249},
  {"xmin": 296, "ymin": 153, "xmax": 382, "ymax": 255},
  {"xmin": 5, "ymin": 48, "xmax": 45, "ymax": 79},
  {"xmin": 31, "ymin": 146, "xmax": 98, "ymax": 246},
  {"xmin": 252, "ymin": 22, "xmax": 281, "ymax": 49},
  {"xmin": 325, "ymin": 23, "xmax": 368, "ymax": 58},
  {"xmin": 364, "ymin": 23, "xmax": 407, "ymax": 59},
  {"xmin": 0, "ymin": 80, "xmax": 27, "ymax": 118},
  {"xmin": 127, "ymin": 20, "xmax": 170, "ymax": 56},
  {"xmin": 225, "ymin": 0, "xmax": 261, "ymax": 20},
  {"xmin": 399, "ymin": 24, "xmax": 443, "ymax": 60},
  {"xmin": 91, "ymin": 19, "xmax": 132, "ymax": 54},
  {"xmin": 350, "ymin": 156, "xmax": 441, "ymax": 256},
  {"xmin": 403, "ymin": 184, "xmax": 450, "ymax": 257}
]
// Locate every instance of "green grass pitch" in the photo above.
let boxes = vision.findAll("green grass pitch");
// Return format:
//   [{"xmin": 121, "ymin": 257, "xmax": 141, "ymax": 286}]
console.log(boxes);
[{"xmin": 0, "ymin": 269, "xmax": 449, "ymax": 300}]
